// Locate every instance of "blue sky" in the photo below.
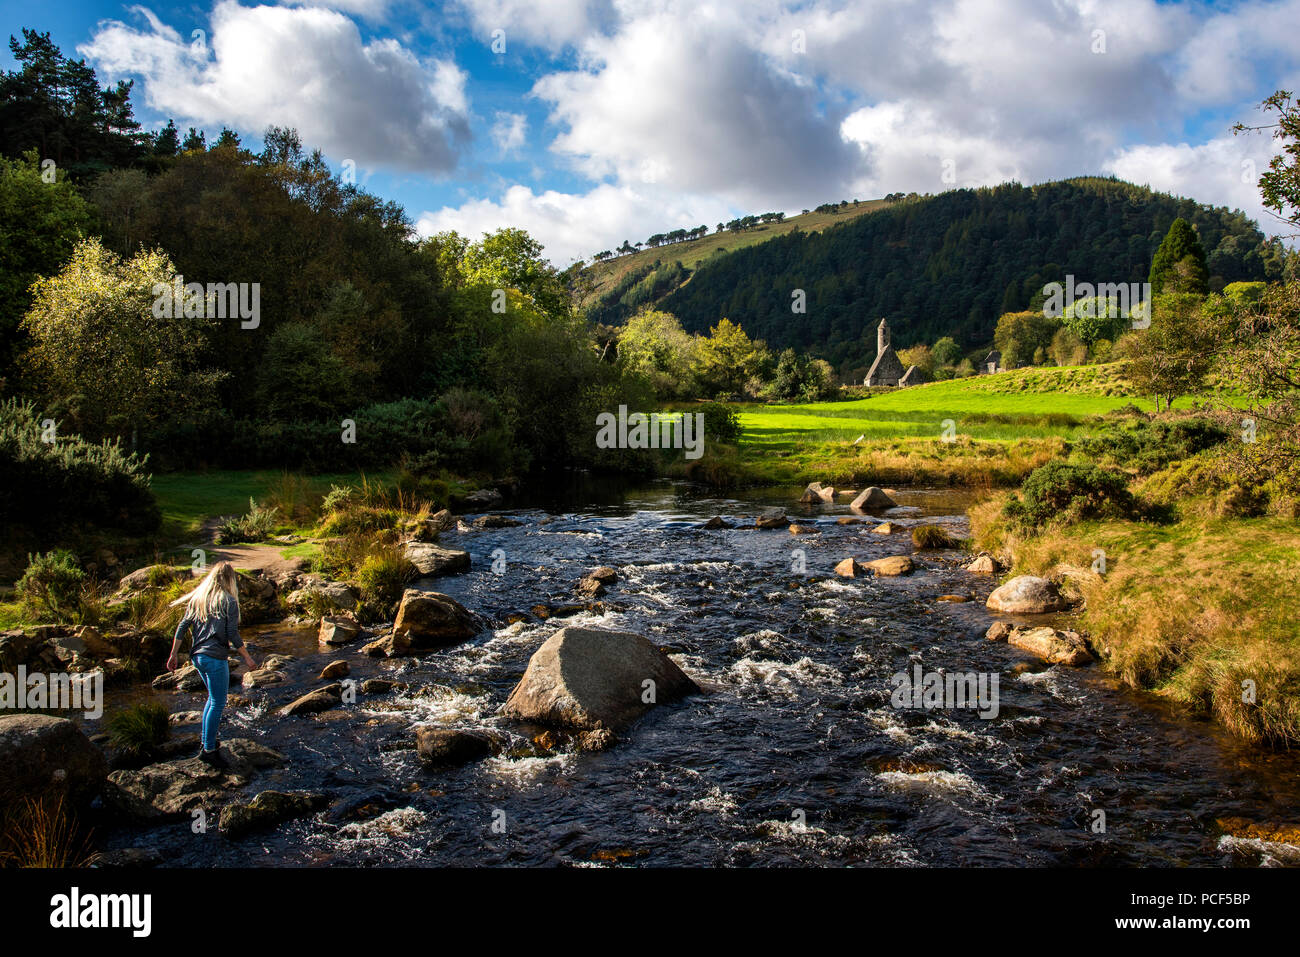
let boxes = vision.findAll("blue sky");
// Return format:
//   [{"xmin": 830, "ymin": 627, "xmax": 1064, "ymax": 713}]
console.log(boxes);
[{"xmin": 2, "ymin": 0, "xmax": 1298, "ymax": 264}]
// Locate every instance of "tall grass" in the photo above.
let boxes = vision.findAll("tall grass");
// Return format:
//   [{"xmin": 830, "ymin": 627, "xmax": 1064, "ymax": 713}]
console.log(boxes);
[
  {"xmin": 106, "ymin": 701, "xmax": 171, "ymax": 759},
  {"xmin": 0, "ymin": 795, "xmax": 95, "ymax": 868}
]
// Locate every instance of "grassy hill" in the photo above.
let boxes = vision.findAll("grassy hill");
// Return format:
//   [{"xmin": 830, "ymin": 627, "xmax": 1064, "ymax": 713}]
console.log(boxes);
[
  {"xmin": 578, "ymin": 199, "xmax": 893, "ymax": 311},
  {"xmin": 584, "ymin": 178, "xmax": 1282, "ymax": 374}
]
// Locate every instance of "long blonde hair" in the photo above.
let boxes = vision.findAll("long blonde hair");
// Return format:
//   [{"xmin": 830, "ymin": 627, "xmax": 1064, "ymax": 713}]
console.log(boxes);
[{"xmin": 171, "ymin": 561, "xmax": 240, "ymax": 622}]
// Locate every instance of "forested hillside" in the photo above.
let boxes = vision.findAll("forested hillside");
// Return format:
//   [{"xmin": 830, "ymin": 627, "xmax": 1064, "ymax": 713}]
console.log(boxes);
[{"xmin": 626, "ymin": 178, "xmax": 1286, "ymax": 369}]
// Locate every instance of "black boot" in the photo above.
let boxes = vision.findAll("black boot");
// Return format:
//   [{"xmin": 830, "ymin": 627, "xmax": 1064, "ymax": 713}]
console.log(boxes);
[{"xmin": 199, "ymin": 747, "xmax": 230, "ymax": 769}]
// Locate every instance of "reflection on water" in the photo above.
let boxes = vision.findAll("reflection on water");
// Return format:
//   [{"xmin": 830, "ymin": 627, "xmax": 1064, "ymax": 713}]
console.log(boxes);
[{"xmin": 93, "ymin": 479, "xmax": 1300, "ymax": 867}]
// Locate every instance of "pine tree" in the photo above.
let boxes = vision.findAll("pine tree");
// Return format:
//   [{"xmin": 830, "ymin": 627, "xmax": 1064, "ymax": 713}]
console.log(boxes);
[{"xmin": 1149, "ymin": 217, "xmax": 1209, "ymax": 295}]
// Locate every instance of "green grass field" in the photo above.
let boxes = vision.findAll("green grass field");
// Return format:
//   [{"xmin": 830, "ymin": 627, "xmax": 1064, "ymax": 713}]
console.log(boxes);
[
  {"xmin": 149, "ymin": 469, "xmax": 394, "ymax": 538},
  {"xmin": 580, "ymin": 199, "xmax": 893, "ymax": 306},
  {"xmin": 737, "ymin": 365, "xmax": 1168, "ymax": 448}
]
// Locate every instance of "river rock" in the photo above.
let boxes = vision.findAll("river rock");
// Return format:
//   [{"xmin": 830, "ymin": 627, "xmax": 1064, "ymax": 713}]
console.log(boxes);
[
  {"xmin": 361, "ymin": 678, "xmax": 405, "ymax": 694},
  {"xmin": 800, "ymin": 482, "xmax": 835, "ymax": 504},
  {"xmin": 153, "ymin": 663, "xmax": 206, "ymax": 692},
  {"xmin": 169, "ymin": 710, "xmax": 203, "ymax": 726},
  {"xmin": 851, "ymin": 486, "xmax": 897, "ymax": 512},
  {"xmin": 361, "ymin": 632, "xmax": 412, "ymax": 658},
  {"xmin": 0, "ymin": 714, "xmax": 108, "ymax": 808},
  {"xmin": 472, "ymin": 514, "xmax": 522, "ymax": 529},
  {"xmin": 423, "ymin": 508, "xmax": 456, "ymax": 536},
  {"xmin": 280, "ymin": 683, "xmax": 343, "ymax": 716},
  {"xmin": 320, "ymin": 660, "xmax": 350, "ymax": 680},
  {"xmin": 965, "ymin": 554, "xmax": 999, "ymax": 574},
  {"xmin": 102, "ymin": 738, "xmax": 286, "ymax": 821},
  {"xmin": 702, "ymin": 517, "xmax": 731, "ymax": 529},
  {"xmin": 788, "ymin": 524, "xmax": 820, "ymax": 535},
  {"xmin": 284, "ymin": 580, "xmax": 359, "ymax": 613},
  {"xmin": 241, "ymin": 668, "xmax": 288, "ymax": 689},
  {"xmin": 1007, "ymin": 626, "xmax": 1093, "ymax": 666},
  {"xmin": 872, "ymin": 522, "xmax": 895, "ymax": 534},
  {"xmin": 986, "ymin": 576, "xmax": 1069, "ymax": 613},
  {"xmin": 864, "ymin": 555, "xmax": 915, "ymax": 576},
  {"xmin": 392, "ymin": 590, "xmax": 478, "ymax": 648},
  {"xmin": 75, "ymin": 626, "xmax": 120, "ymax": 659},
  {"xmin": 0, "ymin": 630, "xmax": 43, "ymax": 671},
  {"xmin": 501, "ymin": 626, "xmax": 699, "ymax": 733},
  {"xmin": 236, "ymin": 572, "xmax": 280, "ymax": 625},
  {"xmin": 219, "ymin": 790, "xmax": 329, "ymax": 839},
  {"xmin": 403, "ymin": 541, "xmax": 471, "ymax": 577},
  {"xmin": 461, "ymin": 488, "xmax": 502, "ymax": 508},
  {"xmin": 755, "ymin": 507, "xmax": 788, "ymax": 529},
  {"xmin": 576, "ymin": 566, "xmax": 618, "ymax": 597},
  {"xmin": 318, "ymin": 613, "xmax": 362, "ymax": 647},
  {"xmin": 834, "ymin": 557, "xmax": 865, "ymax": 578},
  {"xmin": 836, "ymin": 517, "xmax": 862, "ymax": 525},
  {"xmin": 415, "ymin": 727, "xmax": 500, "ymax": 767},
  {"xmin": 117, "ymin": 564, "xmax": 187, "ymax": 593}
]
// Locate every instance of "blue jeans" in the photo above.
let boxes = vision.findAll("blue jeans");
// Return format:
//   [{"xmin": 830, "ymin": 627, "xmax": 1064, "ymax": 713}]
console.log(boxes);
[{"xmin": 191, "ymin": 654, "xmax": 229, "ymax": 752}]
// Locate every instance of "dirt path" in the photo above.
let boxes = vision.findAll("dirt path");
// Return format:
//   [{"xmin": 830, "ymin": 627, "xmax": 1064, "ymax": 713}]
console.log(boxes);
[{"xmin": 197, "ymin": 517, "xmax": 312, "ymax": 580}]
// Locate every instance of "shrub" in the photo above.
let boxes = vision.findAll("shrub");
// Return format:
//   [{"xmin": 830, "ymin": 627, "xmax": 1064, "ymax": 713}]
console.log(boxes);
[
  {"xmin": 1075, "ymin": 417, "xmax": 1231, "ymax": 475},
  {"xmin": 699, "ymin": 402, "xmax": 742, "ymax": 445},
  {"xmin": 213, "ymin": 498, "xmax": 281, "ymax": 545},
  {"xmin": 105, "ymin": 701, "xmax": 170, "ymax": 759},
  {"xmin": 1003, "ymin": 461, "xmax": 1137, "ymax": 530},
  {"xmin": 16, "ymin": 550, "xmax": 84, "ymax": 622},
  {"xmin": 354, "ymin": 545, "xmax": 415, "ymax": 612},
  {"xmin": 0, "ymin": 399, "xmax": 160, "ymax": 543}
]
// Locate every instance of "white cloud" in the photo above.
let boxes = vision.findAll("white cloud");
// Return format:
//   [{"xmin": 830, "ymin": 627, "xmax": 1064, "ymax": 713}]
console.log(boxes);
[
  {"xmin": 532, "ymin": 6, "xmax": 858, "ymax": 210},
  {"xmin": 454, "ymin": 0, "xmax": 616, "ymax": 51},
  {"xmin": 80, "ymin": 1, "xmax": 470, "ymax": 173},
  {"xmin": 1104, "ymin": 134, "xmax": 1294, "ymax": 239},
  {"xmin": 490, "ymin": 111, "xmax": 528, "ymax": 155},
  {"xmin": 415, "ymin": 183, "xmax": 735, "ymax": 266}
]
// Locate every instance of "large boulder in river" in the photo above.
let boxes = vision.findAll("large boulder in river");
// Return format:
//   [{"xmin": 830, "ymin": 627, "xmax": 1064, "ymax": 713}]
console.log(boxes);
[
  {"xmin": 403, "ymin": 542, "xmax": 471, "ymax": 577},
  {"xmin": 986, "ymin": 575, "xmax": 1069, "ymax": 614},
  {"xmin": 501, "ymin": 626, "xmax": 699, "ymax": 732},
  {"xmin": 850, "ymin": 486, "xmax": 897, "ymax": 512},
  {"xmin": 0, "ymin": 714, "xmax": 108, "ymax": 808},
  {"xmin": 755, "ymin": 507, "xmax": 788, "ymax": 529},
  {"xmin": 392, "ymin": 589, "xmax": 479, "ymax": 648},
  {"xmin": 102, "ymin": 738, "xmax": 286, "ymax": 821}
]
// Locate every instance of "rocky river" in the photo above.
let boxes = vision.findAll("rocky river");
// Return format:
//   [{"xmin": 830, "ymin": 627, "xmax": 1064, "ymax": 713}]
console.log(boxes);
[{"xmin": 77, "ymin": 482, "xmax": 1300, "ymax": 867}]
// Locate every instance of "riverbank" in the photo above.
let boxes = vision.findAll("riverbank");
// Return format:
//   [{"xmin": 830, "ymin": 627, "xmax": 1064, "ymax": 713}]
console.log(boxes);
[{"xmin": 970, "ymin": 493, "xmax": 1300, "ymax": 747}]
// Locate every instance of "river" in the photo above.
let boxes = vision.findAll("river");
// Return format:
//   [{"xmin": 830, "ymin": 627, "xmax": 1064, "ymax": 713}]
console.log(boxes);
[{"xmin": 93, "ymin": 481, "xmax": 1300, "ymax": 866}]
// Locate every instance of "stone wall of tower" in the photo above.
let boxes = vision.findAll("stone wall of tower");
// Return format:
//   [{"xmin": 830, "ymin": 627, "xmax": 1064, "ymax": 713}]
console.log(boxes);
[{"xmin": 877, "ymin": 318, "xmax": 890, "ymax": 354}]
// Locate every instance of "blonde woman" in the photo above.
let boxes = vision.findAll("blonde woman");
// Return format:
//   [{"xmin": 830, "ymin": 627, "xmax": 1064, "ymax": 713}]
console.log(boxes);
[{"xmin": 166, "ymin": 561, "xmax": 256, "ymax": 768}]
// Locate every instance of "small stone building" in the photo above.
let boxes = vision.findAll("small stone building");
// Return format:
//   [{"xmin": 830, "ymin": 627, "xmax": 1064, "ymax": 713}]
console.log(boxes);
[
  {"xmin": 982, "ymin": 350, "xmax": 1002, "ymax": 374},
  {"xmin": 865, "ymin": 318, "xmax": 906, "ymax": 387},
  {"xmin": 899, "ymin": 364, "xmax": 928, "ymax": 387}
]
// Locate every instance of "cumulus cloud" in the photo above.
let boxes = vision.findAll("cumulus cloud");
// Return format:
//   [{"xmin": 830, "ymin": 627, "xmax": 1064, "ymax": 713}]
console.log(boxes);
[
  {"xmin": 490, "ymin": 111, "xmax": 528, "ymax": 155},
  {"xmin": 80, "ymin": 1, "xmax": 470, "ymax": 172},
  {"xmin": 454, "ymin": 0, "xmax": 617, "ymax": 51},
  {"xmin": 533, "ymin": 6, "xmax": 859, "ymax": 210},
  {"xmin": 415, "ymin": 183, "xmax": 735, "ymax": 266},
  {"xmin": 1104, "ymin": 133, "xmax": 1293, "ymax": 237}
]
